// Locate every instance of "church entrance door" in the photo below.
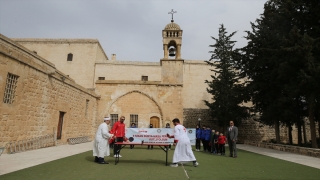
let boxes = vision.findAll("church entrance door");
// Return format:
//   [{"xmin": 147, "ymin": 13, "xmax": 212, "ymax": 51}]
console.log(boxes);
[{"xmin": 150, "ymin": 116, "xmax": 160, "ymax": 128}]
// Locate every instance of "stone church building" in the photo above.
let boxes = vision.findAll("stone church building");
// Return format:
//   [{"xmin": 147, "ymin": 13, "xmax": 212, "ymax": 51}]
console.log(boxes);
[
  {"xmin": 12, "ymin": 21, "xmax": 212, "ymax": 129},
  {"xmin": 1, "ymin": 20, "xmax": 313, "ymax": 146}
]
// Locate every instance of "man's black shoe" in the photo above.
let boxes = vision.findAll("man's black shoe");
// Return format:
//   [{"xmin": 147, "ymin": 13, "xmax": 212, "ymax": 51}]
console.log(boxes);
[
  {"xmin": 94, "ymin": 156, "xmax": 99, "ymax": 163},
  {"xmin": 98, "ymin": 161, "xmax": 109, "ymax": 164}
]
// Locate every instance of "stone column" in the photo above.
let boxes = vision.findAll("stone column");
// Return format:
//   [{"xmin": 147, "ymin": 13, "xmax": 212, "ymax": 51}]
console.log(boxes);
[
  {"xmin": 176, "ymin": 44, "xmax": 181, "ymax": 59},
  {"xmin": 164, "ymin": 44, "xmax": 168, "ymax": 59}
]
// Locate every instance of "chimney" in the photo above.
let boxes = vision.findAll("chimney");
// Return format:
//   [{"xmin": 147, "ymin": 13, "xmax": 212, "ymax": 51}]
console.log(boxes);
[{"xmin": 111, "ymin": 54, "xmax": 116, "ymax": 61}]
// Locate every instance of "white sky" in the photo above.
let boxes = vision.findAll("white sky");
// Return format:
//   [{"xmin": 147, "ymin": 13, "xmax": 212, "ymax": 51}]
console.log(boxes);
[{"xmin": 0, "ymin": 0, "xmax": 266, "ymax": 62}]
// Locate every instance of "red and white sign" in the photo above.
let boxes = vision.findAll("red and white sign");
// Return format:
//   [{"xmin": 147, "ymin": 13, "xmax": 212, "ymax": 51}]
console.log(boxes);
[{"xmin": 126, "ymin": 128, "xmax": 196, "ymax": 145}]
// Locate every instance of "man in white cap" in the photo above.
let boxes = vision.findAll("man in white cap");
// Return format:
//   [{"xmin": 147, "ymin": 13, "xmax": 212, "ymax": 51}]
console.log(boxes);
[{"xmin": 93, "ymin": 117, "xmax": 114, "ymax": 164}]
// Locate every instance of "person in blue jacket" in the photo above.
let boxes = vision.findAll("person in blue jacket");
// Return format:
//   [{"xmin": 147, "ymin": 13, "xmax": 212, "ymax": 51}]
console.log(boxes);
[
  {"xmin": 204, "ymin": 127, "xmax": 211, "ymax": 153},
  {"xmin": 195, "ymin": 125, "xmax": 201, "ymax": 151},
  {"xmin": 200, "ymin": 125, "xmax": 207, "ymax": 152}
]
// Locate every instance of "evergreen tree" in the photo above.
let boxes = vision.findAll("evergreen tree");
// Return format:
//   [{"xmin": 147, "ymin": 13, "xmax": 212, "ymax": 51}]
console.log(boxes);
[
  {"xmin": 205, "ymin": 24, "xmax": 250, "ymax": 130},
  {"xmin": 238, "ymin": 0, "xmax": 287, "ymax": 143},
  {"xmin": 239, "ymin": 0, "xmax": 320, "ymax": 147}
]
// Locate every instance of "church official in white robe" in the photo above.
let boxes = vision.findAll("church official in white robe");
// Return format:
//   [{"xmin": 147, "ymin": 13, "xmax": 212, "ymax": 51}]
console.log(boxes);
[
  {"xmin": 93, "ymin": 117, "xmax": 113, "ymax": 164},
  {"xmin": 167, "ymin": 118, "xmax": 199, "ymax": 167}
]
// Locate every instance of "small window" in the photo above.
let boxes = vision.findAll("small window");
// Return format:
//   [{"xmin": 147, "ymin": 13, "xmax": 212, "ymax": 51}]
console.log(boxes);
[
  {"xmin": 130, "ymin": 114, "xmax": 138, "ymax": 127},
  {"xmin": 141, "ymin": 76, "xmax": 148, "ymax": 81},
  {"xmin": 98, "ymin": 77, "xmax": 105, "ymax": 80},
  {"xmin": 111, "ymin": 114, "xmax": 118, "ymax": 126},
  {"xmin": 67, "ymin": 53, "xmax": 73, "ymax": 61},
  {"xmin": 3, "ymin": 73, "xmax": 19, "ymax": 104}
]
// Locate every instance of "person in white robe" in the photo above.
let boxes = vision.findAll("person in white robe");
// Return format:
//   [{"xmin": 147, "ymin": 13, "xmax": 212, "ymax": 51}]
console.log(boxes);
[
  {"xmin": 167, "ymin": 118, "xmax": 199, "ymax": 167},
  {"xmin": 93, "ymin": 117, "xmax": 113, "ymax": 164}
]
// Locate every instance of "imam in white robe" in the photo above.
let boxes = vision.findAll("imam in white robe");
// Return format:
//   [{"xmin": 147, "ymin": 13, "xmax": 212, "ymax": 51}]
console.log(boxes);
[
  {"xmin": 172, "ymin": 124, "xmax": 196, "ymax": 163},
  {"xmin": 93, "ymin": 123, "xmax": 112, "ymax": 158}
]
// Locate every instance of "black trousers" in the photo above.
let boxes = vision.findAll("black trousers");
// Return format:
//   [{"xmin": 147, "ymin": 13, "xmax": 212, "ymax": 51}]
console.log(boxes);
[
  {"xmin": 219, "ymin": 144, "xmax": 225, "ymax": 154},
  {"xmin": 202, "ymin": 139, "xmax": 207, "ymax": 151},
  {"xmin": 207, "ymin": 141, "xmax": 211, "ymax": 152},
  {"xmin": 196, "ymin": 139, "xmax": 201, "ymax": 150},
  {"xmin": 228, "ymin": 139, "xmax": 237, "ymax": 156},
  {"xmin": 215, "ymin": 143, "xmax": 219, "ymax": 153},
  {"xmin": 114, "ymin": 137, "xmax": 124, "ymax": 155}
]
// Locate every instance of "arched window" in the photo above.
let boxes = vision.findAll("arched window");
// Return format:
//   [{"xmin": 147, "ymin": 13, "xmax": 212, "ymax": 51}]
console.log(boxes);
[{"xmin": 67, "ymin": 53, "xmax": 73, "ymax": 61}]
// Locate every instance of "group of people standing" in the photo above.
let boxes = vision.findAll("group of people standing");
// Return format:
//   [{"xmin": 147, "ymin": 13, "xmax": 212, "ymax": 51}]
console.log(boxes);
[{"xmin": 195, "ymin": 120, "xmax": 238, "ymax": 158}]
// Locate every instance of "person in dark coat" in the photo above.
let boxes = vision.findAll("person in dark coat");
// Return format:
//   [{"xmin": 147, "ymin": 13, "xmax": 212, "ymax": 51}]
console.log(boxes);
[
  {"xmin": 148, "ymin": 124, "xmax": 154, "ymax": 150},
  {"xmin": 195, "ymin": 125, "xmax": 201, "ymax": 151},
  {"xmin": 200, "ymin": 125, "xmax": 207, "ymax": 152}
]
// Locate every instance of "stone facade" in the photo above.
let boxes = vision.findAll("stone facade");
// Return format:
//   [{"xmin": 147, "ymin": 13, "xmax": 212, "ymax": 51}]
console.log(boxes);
[
  {"xmin": 0, "ymin": 34, "xmax": 100, "ymax": 147},
  {"xmin": 12, "ymin": 38, "xmax": 108, "ymax": 89},
  {"xmin": 96, "ymin": 83, "xmax": 183, "ymax": 128},
  {"xmin": 183, "ymin": 108, "xmax": 214, "ymax": 128},
  {"xmin": 183, "ymin": 108, "xmax": 318, "ymax": 144},
  {"xmin": 1, "ymin": 19, "xmax": 319, "ymax": 148}
]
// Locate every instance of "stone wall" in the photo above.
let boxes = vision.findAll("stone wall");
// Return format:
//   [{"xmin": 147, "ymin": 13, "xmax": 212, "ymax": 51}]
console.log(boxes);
[
  {"xmin": 183, "ymin": 108, "xmax": 211, "ymax": 128},
  {"xmin": 182, "ymin": 108, "xmax": 318, "ymax": 144},
  {"xmin": 95, "ymin": 82, "xmax": 183, "ymax": 128},
  {"xmin": 244, "ymin": 140, "xmax": 320, "ymax": 158},
  {"xmin": 182, "ymin": 60, "xmax": 213, "ymax": 109},
  {"xmin": 95, "ymin": 61, "xmax": 161, "ymax": 82},
  {"xmin": 13, "ymin": 38, "xmax": 108, "ymax": 89},
  {"xmin": 0, "ymin": 34, "xmax": 99, "ymax": 147}
]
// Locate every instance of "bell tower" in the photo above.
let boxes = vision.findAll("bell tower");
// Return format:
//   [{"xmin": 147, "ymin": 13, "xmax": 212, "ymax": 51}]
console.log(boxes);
[
  {"xmin": 161, "ymin": 9, "xmax": 184, "ymax": 84},
  {"xmin": 162, "ymin": 10, "xmax": 183, "ymax": 59}
]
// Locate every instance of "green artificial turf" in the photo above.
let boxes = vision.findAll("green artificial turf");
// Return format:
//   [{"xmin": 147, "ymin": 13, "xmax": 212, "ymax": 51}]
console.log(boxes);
[{"xmin": 1, "ymin": 146, "xmax": 319, "ymax": 180}]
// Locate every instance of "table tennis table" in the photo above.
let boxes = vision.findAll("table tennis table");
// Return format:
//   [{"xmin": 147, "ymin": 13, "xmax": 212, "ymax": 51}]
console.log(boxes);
[{"xmin": 114, "ymin": 142, "xmax": 170, "ymax": 166}]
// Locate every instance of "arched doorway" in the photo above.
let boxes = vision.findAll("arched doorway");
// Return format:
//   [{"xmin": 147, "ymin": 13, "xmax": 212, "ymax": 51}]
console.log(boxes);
[
  {"xmin": 150, "ymin": 116, "xmax": 160, "ymax": 128},
  {"xmin": 108, "ymin": 91, "xmax": 163, "ymax": 128}
]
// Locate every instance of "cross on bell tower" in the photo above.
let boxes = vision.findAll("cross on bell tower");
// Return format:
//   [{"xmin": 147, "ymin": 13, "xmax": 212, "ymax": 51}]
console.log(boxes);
[{"xmin": 168, "ymin": 9, "xmax": 177, "ymax": 22}]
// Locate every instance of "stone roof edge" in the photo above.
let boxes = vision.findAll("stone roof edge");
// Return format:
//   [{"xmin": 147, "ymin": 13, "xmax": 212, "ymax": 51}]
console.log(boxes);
[
  {"xmin": 11, "ymin": 38, "xmax": 99, "ymax": 44},
  {"xmin": 54, "ymin": 70, "xmax": 100, "ymax": 98},
  {"xmin": 0, "ymin": 34, "xmax": 56, "ymax": 68},
  {"xmin": 0, "ymin": 34, "xmax": 100, "ymax": 98},
  {"xmin": 96, "ymin": 80, "xmax": 183, "ymax": 86},
  {"xmin": 12, "ymin": 37, "xmax": 108, "ymax": 60},
  {"xmin": 96, "ymin": 80, "xmax": 162, "ymax": 85},
  {"xmin": 97, "ymin": 42, "xmax": 109, "ymax": 60},
  {"xmin": 96, "ymin": 61, "xmax": 160, "ymax": 66},
  {"xmin": 97, "ymin": 60, "xmax": 207, "ymax": 66},
  {"xmin": 184, "ymin": 60, "xmax": 207, "ymax": 64}
]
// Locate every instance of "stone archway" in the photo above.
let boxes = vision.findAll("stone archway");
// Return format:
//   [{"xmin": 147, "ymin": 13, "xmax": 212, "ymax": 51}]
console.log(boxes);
[{"xmin": 107, "ymin": 91, "xmax": 163, "ymax": 128}]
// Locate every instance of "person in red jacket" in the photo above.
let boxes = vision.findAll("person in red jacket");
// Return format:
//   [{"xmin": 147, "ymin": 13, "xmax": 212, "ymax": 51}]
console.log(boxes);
[
  {"xmin": 110, "ymin": 116, "xmax": 127, "ymax": 158},
  {"xmin": 218, "ymin": 132, "xmax": 227, "ymax": 156}
]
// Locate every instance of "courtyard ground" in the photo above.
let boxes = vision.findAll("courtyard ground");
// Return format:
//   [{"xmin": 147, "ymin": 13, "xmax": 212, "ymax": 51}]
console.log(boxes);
[{"xmin": 0, "ymin": 143, "xmax": 319, "ymax": 180}]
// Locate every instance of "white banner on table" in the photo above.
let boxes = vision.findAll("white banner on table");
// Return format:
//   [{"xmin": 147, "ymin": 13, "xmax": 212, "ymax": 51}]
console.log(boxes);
[{"xmin": 125, "ymin": 128, "xmax": 195, "ymax": 145}]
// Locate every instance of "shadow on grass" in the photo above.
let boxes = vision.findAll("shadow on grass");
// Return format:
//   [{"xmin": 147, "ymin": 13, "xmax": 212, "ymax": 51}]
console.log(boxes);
[
  {"xmin": 85, "ymin": 156, "xmax": 94, "ymax": 162},
  {"xmin": 114, "ymin": 159, "xmax": 166, "ymax": 165},
  {"xmin": 85, "ymin": 155, "xmax": 167, "ymax": 165}
]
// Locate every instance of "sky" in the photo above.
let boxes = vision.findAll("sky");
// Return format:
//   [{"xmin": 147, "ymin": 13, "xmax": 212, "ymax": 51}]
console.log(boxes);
[{"xmin": 0, "ymin": 0, "xmax": 266, "ymax": 62}]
